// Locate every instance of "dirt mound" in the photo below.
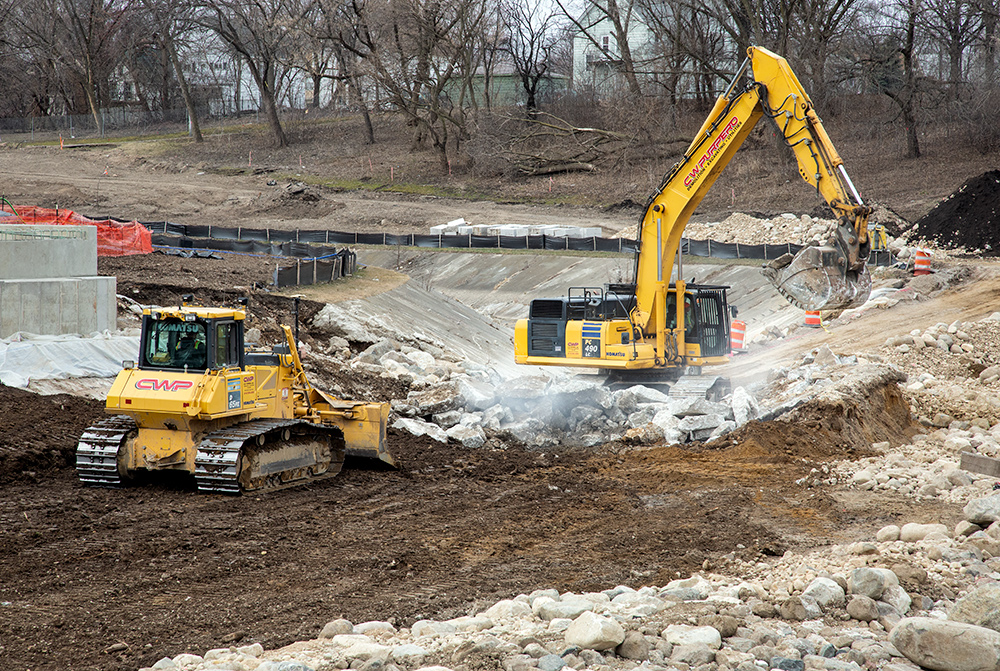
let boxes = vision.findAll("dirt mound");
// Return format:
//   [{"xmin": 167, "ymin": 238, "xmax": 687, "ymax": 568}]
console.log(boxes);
[
  {"xmin": 0, "ymin": 385, "xmax": 104, "ymax": 483},
  {"xmin": 913, "ymin": 170, "xmax": 1000, "ymax": 254}
]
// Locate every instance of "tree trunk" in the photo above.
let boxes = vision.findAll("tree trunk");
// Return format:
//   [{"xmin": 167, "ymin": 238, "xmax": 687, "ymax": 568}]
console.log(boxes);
[
  {"xmin": 348, "ymin": 73, "xmax": 374, "ymax": 144},
  {"xmin": 247, "ymin": 60, "xmax": 288, "ymax": 147},
  {"xmin": 985, "ymin": 9, "xmax": 997, "ymax": 85},
  {"xmin": 165, "ymin": 35, "xmax": 203, "ymax": 142},
  {"xmin": 311, "ymin": 73, "xmax": 322, "ymax": 108}
]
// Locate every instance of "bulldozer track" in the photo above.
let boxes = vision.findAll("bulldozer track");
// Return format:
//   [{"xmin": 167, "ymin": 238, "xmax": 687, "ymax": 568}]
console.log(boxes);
[
  {"xmin": 194, "ymin": 420, "xmax": 344, "ymax": 495},
  {"xmin": 76, "ymin": 416, "xmax": 138, "ymax": 487}
]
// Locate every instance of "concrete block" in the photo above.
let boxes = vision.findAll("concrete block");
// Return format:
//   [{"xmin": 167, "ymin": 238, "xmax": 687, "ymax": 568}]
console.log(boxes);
[
  {"xmin": 0, "ymin": 224, "xmax": 97, "ymax": 279},
  {"xmin": 0, "ymin": 276, "xmax": 116, "ymax": 337}
]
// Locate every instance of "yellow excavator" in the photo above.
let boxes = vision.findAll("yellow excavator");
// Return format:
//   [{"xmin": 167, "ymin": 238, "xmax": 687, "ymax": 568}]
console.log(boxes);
[
  {"xmin": 514, "ymin": 46, "xmax": 871, "ymax": 392},
  {"xmin": 76, "ymin": 297, "xmax": 393, "ymax": 494}
]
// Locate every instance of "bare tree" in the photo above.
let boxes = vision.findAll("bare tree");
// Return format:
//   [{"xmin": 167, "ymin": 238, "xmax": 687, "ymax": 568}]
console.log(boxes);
[
  {"xmin": 198, "ymin": 0, "xmax": 316, "ymax": 146},
  {"xmin": 502, "ymin": 0, "xmax": 564, "ymax": 114},
  {"xmin": 855, "ymin": 0, "xmax": 925, "ymax": 157},
  {"xmin": 14, "ymin": 0, "xmax": 135, "ymax": 129},
  {"xmin": 919, "ymin": 0, "xmax": 982, "ymax": 96},
  {"xmin": 338, "ymin": 0, "xmax": 491, "ymax": 172},
  {"xmin": 557, "ymin": 0, "xmax": 645, "ymax": 97},
  {"xmin": 141, "ymin": 0, "xmax": 204, "ymax": 140}
]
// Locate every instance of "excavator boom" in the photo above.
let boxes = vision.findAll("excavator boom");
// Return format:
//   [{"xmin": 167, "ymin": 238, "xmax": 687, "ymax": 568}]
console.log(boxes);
[{"xmin": 744, "ymin": 46, "xmax": 872, "ymax": 310}]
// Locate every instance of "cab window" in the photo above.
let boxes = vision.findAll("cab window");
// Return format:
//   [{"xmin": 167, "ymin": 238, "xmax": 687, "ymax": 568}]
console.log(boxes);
[
  {"xmin": 144, "ymin": 319, "xmax": 207, "ymax": 370},
  {"xmin": 215, "ymin": 322, "xmax": 239, "ymax": 368}
]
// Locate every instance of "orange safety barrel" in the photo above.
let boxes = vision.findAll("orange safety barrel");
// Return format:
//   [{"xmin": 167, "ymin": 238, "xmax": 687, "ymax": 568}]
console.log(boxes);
[
  {"xmin": 804, "ymin": 311, "xmax": 822, "ymax": 327},
  {"xmin": 914, "ymin": 249, "xmax": 931, "ymax": 275},
  {"xmin": 730, "ymin": 319, "xmax": 747, "ymax": 352}
]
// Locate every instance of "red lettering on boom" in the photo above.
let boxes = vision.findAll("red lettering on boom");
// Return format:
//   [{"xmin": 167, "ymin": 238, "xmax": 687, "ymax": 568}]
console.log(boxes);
[{"xmin": 683, "ymin": 116, "xmax": 743, "ymax": 189}]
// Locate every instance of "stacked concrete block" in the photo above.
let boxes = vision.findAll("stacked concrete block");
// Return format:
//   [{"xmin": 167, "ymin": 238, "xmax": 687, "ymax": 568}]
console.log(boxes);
[{"xmin": 0, "ymin": 224, "xmax": 116, "ymax": 337}]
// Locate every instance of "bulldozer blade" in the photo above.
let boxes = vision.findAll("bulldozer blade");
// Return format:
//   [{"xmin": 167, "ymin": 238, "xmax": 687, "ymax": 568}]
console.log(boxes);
[{"xmin": 762, "ymin": 245, "xmax": 872, "ymax": 311}]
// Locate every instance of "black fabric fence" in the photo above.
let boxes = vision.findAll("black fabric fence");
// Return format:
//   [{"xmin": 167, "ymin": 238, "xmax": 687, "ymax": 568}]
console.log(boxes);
[{"xmin": 147, "ymin": 221, "xmax": 896, "ymax": 266}]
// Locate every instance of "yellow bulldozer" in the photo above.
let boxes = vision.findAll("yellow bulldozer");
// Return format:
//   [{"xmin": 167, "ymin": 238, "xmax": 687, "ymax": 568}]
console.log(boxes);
[{"xmin": 76, "ymin": 297, "xmax": 393, "ymax": 494}]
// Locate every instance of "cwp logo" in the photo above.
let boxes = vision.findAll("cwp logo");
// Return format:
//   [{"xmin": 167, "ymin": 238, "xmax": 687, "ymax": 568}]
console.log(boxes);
[{"xmin": 135, "ymin": 378, "xmax": 194, "ymax": 392}]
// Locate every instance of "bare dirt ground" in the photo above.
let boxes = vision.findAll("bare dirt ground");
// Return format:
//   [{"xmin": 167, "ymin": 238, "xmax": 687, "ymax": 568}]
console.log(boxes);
[{"xmin": 0, "ymin": 115, "xmax": 995, "ymax": 671}]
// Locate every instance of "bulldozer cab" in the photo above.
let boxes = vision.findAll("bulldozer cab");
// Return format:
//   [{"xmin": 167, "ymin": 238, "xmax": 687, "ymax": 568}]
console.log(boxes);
[{"xmin": 140, "ymin": 308, "xmax": 245, "ymax": 372}]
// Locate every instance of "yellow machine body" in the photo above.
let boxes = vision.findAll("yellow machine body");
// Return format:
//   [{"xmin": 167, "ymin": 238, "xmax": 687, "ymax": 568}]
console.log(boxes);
[{"xmin": 78, "ymin": 304, "xmax": 392, "ymax": 494}]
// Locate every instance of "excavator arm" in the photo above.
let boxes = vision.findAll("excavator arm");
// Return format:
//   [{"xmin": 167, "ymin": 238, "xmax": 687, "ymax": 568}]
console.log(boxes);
[{"xmin": 634, "ymin": 45, "xmax": 871, "ymax": 327}]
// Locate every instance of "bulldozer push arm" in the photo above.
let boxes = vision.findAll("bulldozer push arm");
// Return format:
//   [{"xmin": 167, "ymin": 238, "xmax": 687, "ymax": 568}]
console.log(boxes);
[{"xmin": 636, "ymin": 46, "xmax": 871, "ymax": 325}]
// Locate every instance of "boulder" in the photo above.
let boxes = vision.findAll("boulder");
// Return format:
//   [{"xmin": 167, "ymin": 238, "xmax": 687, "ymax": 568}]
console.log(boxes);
[
  {"xmin": 849, "ymin": 567, "xmax": 898, "ymax": 600},
  {"xmin": 964, "ymin": 493, "xmax": 1000, "ymax": 526},
  {"xmin": 564, "ymin": 611, "xmax": 625, "ymax": 651},
  {"xmin": 847, "ymin": 595, "xmax": 880, "ymax": 622},
  {"xmin": 900, "ymin": 523, "xmax": 949, "ymax": 542},
  {"xmin": 890, "ymin": 617, "xmax": 1000, "ymax": 671},
  {"xmin": 950, "ymin": 583, "xmax": 1000, "ymax": 632},
  {"xmin": 407, "ymin": 382, "xmax": 463, "ymax": 415},
  {"xmin": 660, "ymin": 624, "xmax": 722, "ymax": 649},
  {"xmin": 730, "ymin": 387, "xmax": 760, "ymax": 426},
  {"xmin": 801, "ymin": 577, "xmax": 845, "ymax": 608},
  {"xmin": 482, "ymin": 600, "xmax": 532, "ymax": 619},
  {"xmin": 454, "ymin": 376, "xmax": 496, "ymax": 411},
  {"xmin": 392, "ymin": 418, "xmax": 447, "ymax": 443},
  {"xmin": 616, "ymin": 631, "xmax": 650, "ymax": 660},
  {"xmin": 445, "ymin": 424, "xmax": 486, "ymax": 449},
  {"xmin": 312, "ymin": 304, "xmax": 379, "ymax": 344}
]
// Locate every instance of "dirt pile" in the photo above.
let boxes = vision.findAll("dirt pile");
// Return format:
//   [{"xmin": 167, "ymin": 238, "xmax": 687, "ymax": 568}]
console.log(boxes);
[
  {"xmin": 0, "ymin": 385, "xmax": 104, "ymax": 483},
  {"xmin": 913, "ymin": 170, "xmax": 1000, "ymax": 254}
]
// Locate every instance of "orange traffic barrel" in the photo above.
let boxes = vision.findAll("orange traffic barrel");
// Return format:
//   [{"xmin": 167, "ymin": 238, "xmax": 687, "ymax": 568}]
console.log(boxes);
[
  {"xmin": 730, "ymin": 319, "xmax": 747, "ymax": 352},
  {"xmin": 804, "ymin": 311, "xmax": 821, "ymax": 327},
  {"xmin": 914, "ymin": 249, "xmax": 931, "ymax": 275}
]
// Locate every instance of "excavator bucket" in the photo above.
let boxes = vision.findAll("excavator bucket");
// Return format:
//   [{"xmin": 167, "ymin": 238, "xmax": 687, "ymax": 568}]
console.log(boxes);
[{"xmin": 762, "ymin": 245, "xmax": 872, "ymax": 311}]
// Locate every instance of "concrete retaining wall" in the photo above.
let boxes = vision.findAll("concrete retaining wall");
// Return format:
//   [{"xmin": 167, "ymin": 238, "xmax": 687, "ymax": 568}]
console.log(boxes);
[
  {"xmin": 0, "ymin": 224, "xmax": 97, "ymax": 279},
  {"xmin": 0, "ymin": 224, "xmax": 115, "ymax": 336},
  {"xmin": 0, "ymin": 276, "xmax": 116, "ymax": 338}
]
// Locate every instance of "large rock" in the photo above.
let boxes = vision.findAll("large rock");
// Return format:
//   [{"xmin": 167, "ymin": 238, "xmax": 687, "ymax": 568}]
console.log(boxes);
[
  {"xmin": 964, "ymin": 493, "xmax": 1000, "ymax": 526},
  {"xmin": 445, "ymin": 424, "xmax": 486, "ymax": 449},
  {"xmin": 616, "ymin": 631, "xmax": 650, "ymax": 660},
  {"xmin": 312, "ymin": 304, "xmax": 378, "ymax": 344},
  {"xmin": 614, "ymin": 386, "xmax": 671, "ymax": 414},
  {"xmin": 730, "ymin": 387, "xmax": 760, "ymax": 426},
  {"xmin": 950, "ymin": 583, "xmax": 1000, "ymax": 632},
  {"xmin": 849, "ymin": 567, "xmax": 898, "ymax": 600},
  {"xmin": 802, "ymin": 577, "xmax": 846, "ymax": 608},
  {"xmin": 881, "ymin": 585, "xmax": 912, "ymax": 616},
  {"xmin": 454, "ymin": 376, "xmax": 496, "ymax": 411},
  {"xmin": 407, "ymin": 382, "xmax": 463, "ymax": 415},
  {"xmin": 500, "ymin": 376, "xmax": 550, "ymax": 402},
  {"xmin": 900, "ymin": 523, "xmax": 950, "ymax": 542},
  {"xmin": 890, "ymin": 617, "xmax": 1000, "ymax": 671},
  {"xmin": 847, "ymin": 595, "xmax": 880, "ymax": 622},
  {"xmin": 482, "ymin": 599, "xmax": 532, "ymax": 619},
  {"xmin": 564, "ymin": 611, "xmax": 625, "ymax": 651},
  {"xmin": 660, "ymin": 624, "xmax": 722, "ymax": 649},
  {"xmin": 392, "ymin": 418, "xmax": 447, "ymax": 443},
  {"xmin": 536, "ymin": 599, "xmax": 594, "ymax": 621}
]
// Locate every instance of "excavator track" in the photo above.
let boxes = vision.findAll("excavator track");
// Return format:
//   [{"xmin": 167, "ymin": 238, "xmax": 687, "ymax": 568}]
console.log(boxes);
[
  {"xmin": 194, "ymin": 420, "xmax": 345, "ymax": 495},
  {"xmin": 76, "ymin": 416, "xmax": 138, "ymax": 487}
]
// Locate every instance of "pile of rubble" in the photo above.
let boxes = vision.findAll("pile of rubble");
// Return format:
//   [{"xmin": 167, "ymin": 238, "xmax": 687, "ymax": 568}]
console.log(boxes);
[{"xmin": 306, "ymin": 304, "xmax": 769, "ymax": 450}]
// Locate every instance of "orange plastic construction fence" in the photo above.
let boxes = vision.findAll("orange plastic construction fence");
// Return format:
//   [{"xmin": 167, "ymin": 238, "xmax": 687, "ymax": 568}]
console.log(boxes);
[{"xmin": 0, "ymin": 205, "xmax": 152, "ymax": 256}]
